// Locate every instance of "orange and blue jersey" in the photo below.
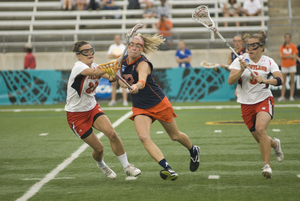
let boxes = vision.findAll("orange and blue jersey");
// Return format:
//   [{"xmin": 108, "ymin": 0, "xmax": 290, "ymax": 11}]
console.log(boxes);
[{"xmin": 121, "ymin": 55, "xmax": 165, "ymax": 109}]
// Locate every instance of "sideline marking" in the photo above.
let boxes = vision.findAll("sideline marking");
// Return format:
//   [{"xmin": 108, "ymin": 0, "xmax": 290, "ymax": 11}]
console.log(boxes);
[
  {"xmin": 208, "ymin": 175, "xmax": 220, "ymax": 179},
  {"xmin": 16, "ymin": 111, "xmax": 133, "ymax": 201},
  {"xmin": 22, "ymin": 177, "xmax": 75, "ymax": 181},
  {"xmin": 1, "ymin": 104, "xmax": 299, "ymax": 112}
]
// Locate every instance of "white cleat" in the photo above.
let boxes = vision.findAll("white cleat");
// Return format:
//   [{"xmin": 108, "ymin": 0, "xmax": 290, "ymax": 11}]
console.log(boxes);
[
  {"xmin": 274, "ymin": 137, "xmax": 284, "ymax": 162},
  {"xmin": 123, "ymin": 100, "xmax": 128, "ymax": 106},
  {"xmin": 262, "ymin": 164, "xmax": 272, "ymax": 179},
  {"xmin": 124, "ymin": 164, "xmax": 141, "ymax": 177},
  {"xmin": 99, "ymin": 166, "xmax": 117, "ymax": 179},
  {"xmin": 108, "ymin": 100, "xmax": 116, "ymax": 106}
]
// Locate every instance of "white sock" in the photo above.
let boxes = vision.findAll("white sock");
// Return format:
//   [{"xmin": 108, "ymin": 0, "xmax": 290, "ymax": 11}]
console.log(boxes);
[
  {"xmin": 95, "ymin": 159, "xmax": 107, "ymax": 168},
  {"xmin": 117, "ymin": 152, "xmax": 129, "ymax": 168}
]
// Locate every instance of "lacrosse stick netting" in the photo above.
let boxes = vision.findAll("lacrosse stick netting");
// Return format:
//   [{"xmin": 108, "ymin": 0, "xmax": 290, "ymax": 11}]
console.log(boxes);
[
  {"xmin": 98, "ymin": 61, "xmax": 119, "ymax": 76},
  {"xmin": 192, "ymin": 5, "xmax": 255, "ymax": 76}
]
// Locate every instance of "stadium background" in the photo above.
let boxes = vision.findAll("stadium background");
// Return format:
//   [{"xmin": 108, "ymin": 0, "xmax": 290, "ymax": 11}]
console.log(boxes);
[{"xmin": 0, "ymin": 0, "xmax": 299, "ymax": 105}]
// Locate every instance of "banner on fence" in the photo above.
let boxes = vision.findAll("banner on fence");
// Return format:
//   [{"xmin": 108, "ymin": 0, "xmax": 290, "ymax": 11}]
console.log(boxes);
[{"xmin": 1, "ymin": 67, "xmax": 298, "ymax": 105}]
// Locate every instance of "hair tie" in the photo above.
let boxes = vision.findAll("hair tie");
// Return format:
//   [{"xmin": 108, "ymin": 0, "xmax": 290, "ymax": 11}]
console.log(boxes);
[{"xmin": 134, "ymin": 36, "xmax": 144, "ymax": 46}]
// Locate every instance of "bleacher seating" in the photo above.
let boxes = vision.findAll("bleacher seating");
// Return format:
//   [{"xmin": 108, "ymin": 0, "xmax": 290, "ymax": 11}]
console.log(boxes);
[{"xmin": 0, "ymin": 0, "xmax": 269, "ymax": 52}]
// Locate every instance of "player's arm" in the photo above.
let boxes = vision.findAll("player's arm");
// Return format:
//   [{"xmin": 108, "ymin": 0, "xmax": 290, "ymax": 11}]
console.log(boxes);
[
  {"xmin": 81, "ymin": 67, "xmax": 105, "ymax": 77},
  {"xmin": 130, "ymin": 61, "xmax": 150, "ymax": 94},
  {"xmin": 228, "ymin": 59, "xmax": 247, "ymax": 85},
  {"xmin": 255, "ymin": 71, "xmax": 283, "ymax": 86},
  {"xmin": 220, "ymin": 53, "xmax": 231, "ymax": 71}
]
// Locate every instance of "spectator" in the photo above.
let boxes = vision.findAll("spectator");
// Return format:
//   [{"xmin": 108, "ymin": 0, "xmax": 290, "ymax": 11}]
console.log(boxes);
[
  {"xmin": 220, "ymin": 35, "xmax": 246, "ymax": 98},
  {"xmin": 87, "ymin": 0, "xmax": 101, "ymax": 10},
  {"xmin": 75, "ymin": 0, "xmax": 88, "ymax": 10},
  {"xmin": 107, "ymin": 35, "xmax": 128, "ymax": 106},
  {"xmin": 128, "ymin": 0, "xmax": 140, "ymax": 9},
  {"xmin": 155, "ymin": 14, "xmax": 173, "ymax": 50},
  {"xmin": 102, "ymin": 0, "xmax": 120, "ymax": 19},
  {"xmin": 242, "ymin": 0, "xmax": 261, "ymax": 26},
  {"xmin": 157, "ymin": 0, "xmax": 170, "ymax": 18},
  {"xmin": 139, "ymin": 0, "xmax": 157, "ymax": 28},
  {"xmin": 24, "ymin": 43, "xmax": 36, "ymax": 70},
  {"xmin": 222, "ymin": 0, "xmax": 241, "ymax": 27},
  {"xmin": 175, "ymin": 40, "xmax": 192, "ymax": 68},
  {"xmin": 278, "ymin": 33, "xmax": 298, "ymax": 102},
  {"xmin": 60, "ymin": 0, "xmax": 74, "ymax": 10},
  {"xmin": 220, "ymin": 35, "xmax": 246, "ymax": 71}
]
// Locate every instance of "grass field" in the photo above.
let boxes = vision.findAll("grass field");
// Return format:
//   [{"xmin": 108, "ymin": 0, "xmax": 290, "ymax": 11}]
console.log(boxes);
[{"xmin": 1, "ymin": 101, "xmax": 300, "ymax": 201}]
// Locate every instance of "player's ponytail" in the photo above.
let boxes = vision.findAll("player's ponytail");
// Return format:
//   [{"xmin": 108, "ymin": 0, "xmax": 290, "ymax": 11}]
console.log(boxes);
[
  {"xmin": 138, "ymin": 33, "xmax": 165, "ymax": 54},
  {"xmin": 242, "ymin": 33, "xmax": 250, "ymax": 44}
]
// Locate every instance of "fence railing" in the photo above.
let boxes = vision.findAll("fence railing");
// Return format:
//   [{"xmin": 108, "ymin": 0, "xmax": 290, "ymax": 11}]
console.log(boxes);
[{"xmin": 0, "ymin": 0, "xmax": 269, "ymax": 52}]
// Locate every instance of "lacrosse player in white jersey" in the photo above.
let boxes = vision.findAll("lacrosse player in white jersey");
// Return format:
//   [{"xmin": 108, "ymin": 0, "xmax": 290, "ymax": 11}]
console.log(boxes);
[
  {"xmin": 65, "ymin": 41, "xmax": 141, "ymax": 179},
  {"xmin": 228, "ymin": 31, "xmax": 284, "ymax": 179}
]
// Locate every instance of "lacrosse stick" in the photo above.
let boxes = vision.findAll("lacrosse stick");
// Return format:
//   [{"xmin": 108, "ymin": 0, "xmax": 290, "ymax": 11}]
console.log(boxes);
[
  {"xmin": 98, "ymin": 60, "xmax": 119, "ymax": 77},
  {"xmin": 200, "ymin": 60, "xmax": 229, "ymax": 69},
  {"xmin": 116, "ymin": 23, "xmax": 144, "ymax": 90},
  {"xmin": 192, "ymin": 6, "xmax": 255, "ymax": 76}
]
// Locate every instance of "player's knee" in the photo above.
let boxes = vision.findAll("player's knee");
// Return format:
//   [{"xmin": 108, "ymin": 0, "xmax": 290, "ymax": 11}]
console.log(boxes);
[
  {"xmin": 138, "ymin": 133, "xmax": 150, "ymax": 144},
  {"xmin": 169, "ymin": 133, "xmax": 181, "ymax": 142},
  {"xmin": 106, "ymin": 129, "xmax": 118, "ymax": 141},
  {"xmin": 93, "ymin": 145, "xmax": 104, "ymax": 154},
  {"xmin": 255, "ymin": 125, "xmax": 266, "ymax": 137}
]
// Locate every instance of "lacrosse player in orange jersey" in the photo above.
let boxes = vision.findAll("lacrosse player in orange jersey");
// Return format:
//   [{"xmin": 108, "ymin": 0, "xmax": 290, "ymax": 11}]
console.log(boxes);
[
  {"xmin": 118, "ymin": 34, "xmax": 200, "ymax": 181},
  {"xmin": 65, "ymin": 41, "xmax": 141, "ymax": 179}
]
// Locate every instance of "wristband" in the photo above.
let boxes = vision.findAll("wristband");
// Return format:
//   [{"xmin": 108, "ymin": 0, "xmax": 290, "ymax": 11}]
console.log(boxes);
[
  {"xmin": 137, "ymin": 80, "xmax": 145, "ymax": 89},
  {"xmin": 275, "ymin": 77, "xmax": 282, "ymax": 86}
]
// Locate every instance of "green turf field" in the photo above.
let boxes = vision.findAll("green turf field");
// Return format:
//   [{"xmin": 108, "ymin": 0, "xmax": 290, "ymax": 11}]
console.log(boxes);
[{"xmin": 1, "ymin": 101, "xmax": 300, "ymax": 201}]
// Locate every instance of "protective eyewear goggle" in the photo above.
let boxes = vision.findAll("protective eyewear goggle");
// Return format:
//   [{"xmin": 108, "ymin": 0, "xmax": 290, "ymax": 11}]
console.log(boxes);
[
  {"xmin": 246, "ymin": 42, "xmax": 264, "ymax": 50},
  {"xmin": 76, "ymin": 48, "xmax": 95, "ymax": 56}
]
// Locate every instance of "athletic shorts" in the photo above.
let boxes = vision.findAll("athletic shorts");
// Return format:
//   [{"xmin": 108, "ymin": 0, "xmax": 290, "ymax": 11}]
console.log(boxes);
[
  {"xmin": 130, "ymin": 96, "xmax": 177, "ymax": 123},
  {"xmin": 281, "ymin": 65, "xmax": 297, "ymax": 73},
  {"xmin": 241, "ymin": 97, "xmax": 274, "ymax": 132},
  {"xmin": 66, "ymin": 103, "xmax": 105, "ymax": 139}
]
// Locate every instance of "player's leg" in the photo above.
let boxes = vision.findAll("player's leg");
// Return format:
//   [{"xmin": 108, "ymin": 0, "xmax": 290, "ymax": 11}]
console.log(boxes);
[
  {"xmin": 109, "ymin": 81, "xmax": 117, "ymax": 106},
  {"xmin": 93, "ymin": 114, "xmax": 141, "ymax": 176},
  {"xmin": 159, "ymin": 117, "xmax": 200, "ymax": 172},
  {"xmin": 279, "ymin": 73, "xmax": 287, "ymax": 101},
  {"xmin": 134, "ymin": 115, "xmax": 177, "ymax": 180},
  {"xmin": 134, "ymin": 115, "xmax": 164, "ymax": 162},
  {"xmin": 82, "ymin": 131, "xmax": 116, "ymax": 179},
  {"xmin": 251, "ymin": 111, "xmax": 277, "ymax": 178},
  {"xmin": 122, "ymin": 88, "xmax": 128, "ymax": 106},
  {"xmin": 289, "ymin": 72, "xmax": 296, "ymax": 100}
]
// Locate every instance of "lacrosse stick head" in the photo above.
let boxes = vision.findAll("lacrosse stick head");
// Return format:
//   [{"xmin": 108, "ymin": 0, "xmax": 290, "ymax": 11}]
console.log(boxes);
[
  {"xmin": 126, "ymin": 23, "xmax": 144, "ymax": 44},
  {"xmin": 192, "ymin": 5, "xmax": 215, "ymax": 30},
  {"xmin": 98, "ymin": 60, "xmax": 119, "ymax": 76}
]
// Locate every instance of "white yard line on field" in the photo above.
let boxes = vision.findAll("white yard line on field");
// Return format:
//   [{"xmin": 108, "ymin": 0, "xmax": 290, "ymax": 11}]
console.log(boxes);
[
  {"xmin": 1, "ymin": 104, "xmax": 300, "ymax": 113},
  {"xmin": 16, "ymin": 111, "xmax": 133, "ymax": 201}
]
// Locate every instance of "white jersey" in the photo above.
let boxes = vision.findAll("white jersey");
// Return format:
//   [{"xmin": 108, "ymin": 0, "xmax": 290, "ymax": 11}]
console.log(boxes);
[
  {"xmin": 65, "ymin": 61, "xmax": 100, "ymax": 112},
  {"xmin": 229, "ymin": 53, "xmax": 280, "ymax": 104}
]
